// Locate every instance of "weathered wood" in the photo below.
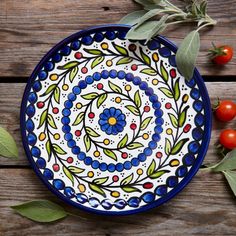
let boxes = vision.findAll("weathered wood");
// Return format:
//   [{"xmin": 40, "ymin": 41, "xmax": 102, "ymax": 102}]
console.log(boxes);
[{"xmin": 0, "ymin": 0, "xmax": 236, "ymax": 78}]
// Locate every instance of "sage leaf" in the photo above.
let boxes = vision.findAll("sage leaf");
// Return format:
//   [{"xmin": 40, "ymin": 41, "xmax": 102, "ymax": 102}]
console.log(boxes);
[
  {"xmin": 0, "ymin": 127, "xmax": 18, "ymax": 158},
  {"xmin": 11, "ymin": 200, "xmax": 67, "ymax": 223},
  {"xmin": 134, "ymin": 9, "xmax": 161, "ymax": 28},
  {"xmin": 223, "ymin": 171, "xmax": 236, "ymax": 197},
  {"xmin": 176, "ymin": 30, "xmax": 200, "ymax": 81},
  {"xmin": 119, "ymin": 10, "xmax": 148, "ymax": 25}
]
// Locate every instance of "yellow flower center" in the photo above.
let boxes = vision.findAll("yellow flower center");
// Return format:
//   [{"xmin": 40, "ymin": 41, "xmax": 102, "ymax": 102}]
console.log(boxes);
[{"xmin": 108, "ymin": 117, "xmax": 117, "ymax": 125}]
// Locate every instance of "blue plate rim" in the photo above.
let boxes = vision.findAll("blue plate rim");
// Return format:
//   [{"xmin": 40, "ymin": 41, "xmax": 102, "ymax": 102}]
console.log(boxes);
[{"xmin": 20, "ymin": 24, "xmax": 212, "ymax": 216}]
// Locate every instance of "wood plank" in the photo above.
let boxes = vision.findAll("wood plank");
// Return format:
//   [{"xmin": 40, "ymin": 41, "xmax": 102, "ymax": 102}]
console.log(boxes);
[
  {"xmin": 0, "ymin": 0, "xmax": 236, "ymax": 77},
  {"xmin": 0, "ymin": 82, "xmax": 235, "ymax": 166},
  {"xmin": 1, "ymin": 168, "xmax": 236, "ymax": 235}
]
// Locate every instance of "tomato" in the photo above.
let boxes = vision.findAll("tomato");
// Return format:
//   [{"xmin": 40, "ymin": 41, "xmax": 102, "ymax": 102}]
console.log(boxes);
[
  {"xmin": 215, "ymin": 100, "xmax": 236, "ymax": 122},
  {"xmin": 209, "ymin": 44, "xmax": 233, "ymax": 65},
  {"xmin": 219, "ymin": 129, "xmax": 236, "ymax": 149}
]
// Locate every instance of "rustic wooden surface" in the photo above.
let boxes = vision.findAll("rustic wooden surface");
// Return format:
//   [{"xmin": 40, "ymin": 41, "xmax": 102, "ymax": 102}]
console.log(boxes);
[{"xmin": 0, "ymin": 0, "xmax": 236, "ymax": 235}]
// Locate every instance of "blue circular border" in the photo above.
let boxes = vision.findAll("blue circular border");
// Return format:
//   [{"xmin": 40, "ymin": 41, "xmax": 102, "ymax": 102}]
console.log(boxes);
[{"xmin": 20, "ymin": 24, "xmax": 212, "ymax": 216}]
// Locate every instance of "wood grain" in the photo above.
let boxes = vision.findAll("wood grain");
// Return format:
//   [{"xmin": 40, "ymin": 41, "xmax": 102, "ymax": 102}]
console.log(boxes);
[{"xmin": 0, "ymin": 0, "xmax": 236, "ymax": 78}]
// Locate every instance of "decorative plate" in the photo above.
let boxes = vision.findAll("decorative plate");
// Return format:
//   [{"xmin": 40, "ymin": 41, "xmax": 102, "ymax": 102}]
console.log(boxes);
[{"xmin": 21, "ymin": 25, "xmax": 211, "ymax": 215}]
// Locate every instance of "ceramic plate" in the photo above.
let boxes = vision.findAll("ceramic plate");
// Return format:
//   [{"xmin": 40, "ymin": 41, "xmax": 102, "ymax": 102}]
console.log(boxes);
[{"xmin": 21, "ymin": 25, "xmax": 211, "ymax": 215}]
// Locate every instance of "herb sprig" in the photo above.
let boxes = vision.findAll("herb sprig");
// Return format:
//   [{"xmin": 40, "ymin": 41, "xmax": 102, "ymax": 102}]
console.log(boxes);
[{"xmin": 119, "ymin": 0, "xmax": 217, "ymax": 80}]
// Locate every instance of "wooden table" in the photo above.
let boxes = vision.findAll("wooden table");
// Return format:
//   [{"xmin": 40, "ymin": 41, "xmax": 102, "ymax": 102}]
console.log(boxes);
[{"xmin": 0, "ymin": 0, "xmax": 236, "ymax": 235}]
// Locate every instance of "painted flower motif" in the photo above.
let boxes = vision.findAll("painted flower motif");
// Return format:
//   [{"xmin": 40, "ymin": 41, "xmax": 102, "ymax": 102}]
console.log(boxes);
[{"xmin": 99, "ymin": 108, "xmax": 126, "ymax": 135}]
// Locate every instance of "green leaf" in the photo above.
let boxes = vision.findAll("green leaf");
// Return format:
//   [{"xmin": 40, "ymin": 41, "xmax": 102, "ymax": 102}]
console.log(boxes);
[
  {"xmin": 141, "ymin": 117, "xmax": 152, "ymax": 130},
  {"xmin": 47, "ymin": 114, "xmax": 57, "ymax": 129},
  {"xmin": 118, "ymin": 134, "xmax": 128, "ymax": 149},
  {"xmin": 40, "ymin": 84, "xmax": 57, "ymax": 97},
  {"xmin": 125, "ymin": 105, "xmax": 140, "ymax": 116},
  {"xmin": 122, "ymin": 186, "xmax": 141, "ymax": 193},
  {"xmin": 57, "ymin": 61, "xmax": 79, "ymax": 70},
  {"xmin": 103, "ymin": 149, "xmax": 117, "ymax": 161},
  {"xmin": 46, "ymin": 140, "xmax": 51, "ymax": 160},
  {"xmin": 176, "ymin": 30, "xmax": 200, "ymax": 81},
  {"xmin": 121, "ymin": 173, "xmax": 133, "ymax": 185},
  {"xmin": 52, "ymin": 144, "xmax": 67, "ymax": 155},
  {"xmin": 140, "ymin": 47, "xmax": 151, "ymax": 65},
  {"xmin": 174, "ymin": 78, "xmax": 180, "ymax": 100},
  {"xmin": 178, "ymin": 105, "xmax": 189, "ymax": 127},
  {"xmin": 134, "ymin": 0, "xmax": 163, "ymax": 7},
  {"xmin": 160, "ymin": 61, "xmax": 168, "ymax": 82},
  {"xmin": 91, "ymin": 56, "xmax": 104, "ymax": 69},
  {"xmin": 171, "ymin": 138, "xmax": 189, "ymax": 155},
  {"xmin": 140, "ymin": 68, "xmax": 157, "ymax": 76},
  {"xmin": 81, "ymin": 92, "xmax": 98, "ymax": 100},
  {"xmin": 0, "ymin": 127, "xmax": 18, "ymax": 158},
  {"xmin": 83, "ymin": 135, "xmax": 91, "ymax": 152},
  {"xmin": 68, "ymin": 166, "xmax": 85, "ymax": 174},
  {"xmin": 108, "ymin": 81, "xmax": 122, "ymax": 93},
  {"xmin": 134, "ymin": 90, "xmax": 142, "ymax": 108},
  {"xmin": 85, "ymin": 127, "xmax": 100, "ymax": 137},
  {"xmin": 147, "ymin": 160, "xmax": 156, "ymax": 175},
  {"xmin": 89, "ymin": 184, "xmax": 106, "ymax": 197},
  {"xmin": 223, "ymin": 171, "xmax": 236, "ymax": 197},
  {"xmin": 165, "ymin": 138, "xmax": 171, "ymax": 155},
  {"xmin": 119, "ymin": 10, "xmax": 148, "ymax": 25},
  {"xmin": 69, "ymin": 66, "xmax": 78, "ymax": 82},
  {"xmin": 127, "ymin": 142, "xmax": 144, "ymax": 150},
  {"xmin": 53, "ymin": 87, "xmax": 60, "ymax": 104},
  {"xmin": 97, "ymin": 93, "xmax": 107, "ymax": 108},
  {"xmin": 200, "ymin": 1, "xmax": 207, "ymax": 15},
  {"xmin": 93, "ymin": 177, "xmax": 109, "ymax": 185},
  {"xmin": 11, "ymin": 200, "xmax": 67, "ymax": 223},
  {"xmin": 150, "ymin": 170, "xmax": 169, "ymax": 179},
  {"xmin": 168, "ymin": 113, "xmax": 178, "ymax": 128},
  {"xmin": 159, "ymin": 87, "xmax": 173, "ymax": 98},
  {"xmin": 38, "ymin": 110, "xmax": 47, "ymax": 128},
  {"xmin": 83, "ymin": 49, "xmax": 103, "ymax": 55},
  {"xmin": 63, "ymin": 166, "xmax": 74, "ymax": 185},
  {"xmin": 112, "ymin": 42, "xmax": 128, "ymax": 56},
  {"xmin": 72, "ymin": 112, "xmax": 84, "ymax": 126},
  {"xmin": 134, "ymin": 9, "xmax": 161, "ymax": 28},
  {"xmin": 116, "ymin": 57, "xmax": 133, "ymax": 65}
]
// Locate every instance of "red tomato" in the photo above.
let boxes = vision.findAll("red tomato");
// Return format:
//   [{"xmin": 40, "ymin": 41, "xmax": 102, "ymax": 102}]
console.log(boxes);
[
  {"xmin": 219, "ymin": 129, "xmax": 236, "ymax": 149},
  {"xmin": 215, "ymin": 100, "xmax": 236, "ymax": 122},
  {"xmin": 209, "ymin": 44, "xmax": 233, "ymax": 65}
]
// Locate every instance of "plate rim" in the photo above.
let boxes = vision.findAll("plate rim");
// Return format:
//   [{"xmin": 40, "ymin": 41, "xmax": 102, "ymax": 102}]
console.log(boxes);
[{"xmin": 20, "ymin": 24, "xmax": 212, "ymax": 216}]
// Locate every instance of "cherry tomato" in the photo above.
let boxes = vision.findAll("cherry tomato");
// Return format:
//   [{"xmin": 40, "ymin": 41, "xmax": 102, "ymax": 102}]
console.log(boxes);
[
  {"xmin": 215, "ymin": 100, "xmax": 236, "ymax": 122},
  {"xmin": 219, "ymin": 129, "xmax": 236, "ymax": 149},
  {"xmin": 209, "ymin": 44, "xmax": 233, "ymax": 65}
]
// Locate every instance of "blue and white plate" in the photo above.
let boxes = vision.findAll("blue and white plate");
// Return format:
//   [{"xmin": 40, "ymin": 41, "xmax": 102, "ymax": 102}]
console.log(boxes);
[{"xmin": 20, "ymin": 25, "xmax": 211, "ymax": 215}]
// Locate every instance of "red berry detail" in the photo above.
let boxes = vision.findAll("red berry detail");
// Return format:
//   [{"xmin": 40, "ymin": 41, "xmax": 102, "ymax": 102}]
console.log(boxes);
[
  {"xmin": 156, "ymin": 152, "xmax": 162, "ymax": 158},
  {"xmin": 81, "ymin": 67, "xmax": 88, "ymax": 74},
  {"xmin": 143, "ymin": 182, "xmax": 154, "ymax": 189},
  {"xmin": 131, "ymin": 64, "xmax": 138, "ymax": 71},
  {"xmin": 170, "ymin": 69, "xmax": 176, "ymax": 78},
  {"xmin": 130, "ymin": 123, "xmax": 137, "ymax": 130},
  {"xmin": 97, "ymin": 83, "xmax": 103, "ymax": 90},
  {"xmin": 88, "ymin": 112, "xmax": 95, "ymax": 119},
  {"xmin": 129, "ymin": 44, "xmax": 137, "ymax": 51},
  {"xmin": 67, "ymin": 157, "xmax": 73, "ymax": 163},
  {"xmin": 37, "ymin": 102, "xmax": 44, "ymax": 108},
  {"xmin": 53, "ymin": 164, "xmax": 60, "ymax": 172},
  {"xmin": 165, "ymin": 103, "xmax": 172, "ymax": 109},
  {"xmin": 144, "ymin": 106, "xmax": 150, "ymax": 112},
  {"xmin": 52, "ymin": 107, "xmax": 59, "ymax": 114},
  {"xmin": 183, "ymin": 124, "xmax": 191, "ymax": 133},
  {"xmin": 75, "ymin": 52, "xmax": 83, "ymax": 59},
  {"xmin": 121, "ymin": 152, "xmax": 128, "ymax": 159},
  {"xmin": 112, "ymin": 175, "xmax": 119, "ymax": 182},
  {"xmin": 75, "ymin": 130, "xmax": 81, "ymax": 137}
]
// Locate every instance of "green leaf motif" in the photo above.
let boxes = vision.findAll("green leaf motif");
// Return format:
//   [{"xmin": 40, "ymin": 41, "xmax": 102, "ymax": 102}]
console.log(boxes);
[
  {"xmin": 40, "ymin": 84, "xmax": 57, "ymax": 97},
  {"xmin": 140, "ymin": 68, "xmax": 157, "ymax": 76},
  {"xmin": 89, "ymin": 184, "xmax": 106, "ymax": 197},
  {"xmin": 38, "ymin": 110, "xmax": 47, "ymax": 128},
  {"xmin": 125, "ymin": 105, "xmax": 140, "ymax": 116},
  {"xmin": 57, "ymin": 61, "xmax": 79, "ymax": 70},
  {"xmin": 127, "ymin": 142, "xmax": 144, "ymax": 150},
  {"xmin": 140, "ymin": 47, "xmax": 151, "ymax": 65},
  {"xmin": 11, "ymin": 200, "xmax": 67, "ymax": 223},
  {"xmin": 84, "ymin": 49, "xmax": 103, "ymax": 55},
  {"xmin": 0, "ymin": 127, "xmax": 18, "ymax": 158},
  {"xmin": 85, "ymin": 127, "xmax": 100, "ymax": 137},
  {"xmin": 108, "ymin": 81, "xmax": 122, "ymax": 93},
  {"xmin": 119, "ymin": 10, "xmax": 148, "ymax": 25},
  {"xmin": 134, "ymin": 90, "xmax": 142, "ymax": 108},
  {"xmin": 147, "ymin": 159, "xmax": 156, "ymax": 175},
  {"xmin": 63, "ymin": 166, "xmax": 74, "ymax": 185},
  {"xmin": 103, "ymin": 149, "xmax": 117, "ymax": 161},
  {"xmin": 174, "ymin": 78, "xmax": 180, "ymax": 101},
  {"xmin": 46, "ymin": 140, "xmax": 51, "ymax": 160},
  {"xmin": 97, "ymin": 93, "xmax": 107, "ymax": 108},
  {"xmin": 171, "ymin": 138, "xmax": 189, "ymax": 155},
  {"xmin": 160, "ymin": 61, "xmax": 168, "ymax": 82},
  {"xmin": 159, "ymin": 87, "xmax": 173, "ymax": 98},
  {"xmin": 68, "ymin": 166, "xmax": 85, "ymax": 174},
  {"xmin": 52, "ymin": 144, "xmax": 67, "ymax": 155},
  {"xmin": 53, "ymin": 87, "xmax": 60, "ymax": 104},
  {"xmin": 116, "ymin": 57, "xmax": 133, "ymax": 65},
  {"xmin": 83, "ymin": 135, "xmax": 91, "ymax": 152},
  {"xmin": 168, "ymin": 113, "xmax": 178, "ymax": 128},
  {"xmin": 118, "ymin": 134, "xmax": 128, "ymax": 149},
  {"xmin": 93, "ymin": 177, "xmax": 109, "ymax": 185},
  {"xmin": 91, "ymin": 56, "xmax": 104, "ymax": 69},
  {"xmin": 122, "ymin": 186, "xmax": 141, "ymax": 193},
  {"xmin": 47, "ymin": 114, "xmax": 57, "ymax": 129},
  {"xmin": 121, "ymin": 173, "xmax": 133, "ymax": 186},
  {"xmin": 69, "ymin": 66, "xmax": 78, "ymax": 82},
  {"xmin": 72, "ymin": 112, "xmax": 84, "ymax": 126},
  {"xmin": 178, "ymin": 106, "xmax": 189, "ymax": 127},
  {"xmin": 165, "ymin": 138, "xmax": 171, "ymax": 155},
  {"xmin": 150, "ymin": 170, "xmax": 169, "ymax": 179},
  {"xmin": 223, "ymin": 171, "xmax": 236, "ymax": 197},
  {"xmin": 81, "ymin": 92, "xmax": 98, "ymax": 100},
  {"xmin": 141, "ymin": 117, "xmax": 152, "ymax": 130},
  {"xmin": 112, "ymin": 42, "xmax": 128, "ymax": 56}
]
